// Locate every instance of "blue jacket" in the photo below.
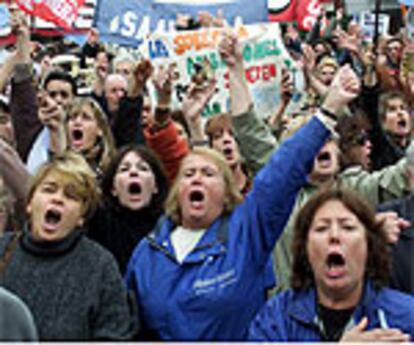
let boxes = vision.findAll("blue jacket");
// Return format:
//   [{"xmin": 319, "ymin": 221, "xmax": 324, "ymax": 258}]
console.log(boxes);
[
  {"xmin": 125, "ymin": 116, "xmax": 330, "ymax": 340},
  {"xmin": 249, "ymin": 281, "xmax": 414, "ymax": 341}
]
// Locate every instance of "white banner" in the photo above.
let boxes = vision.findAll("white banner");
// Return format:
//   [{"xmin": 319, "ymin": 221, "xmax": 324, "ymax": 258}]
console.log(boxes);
[{"xmin": 140, "ymin": 22, "xmax": 300, "ymax": 119}]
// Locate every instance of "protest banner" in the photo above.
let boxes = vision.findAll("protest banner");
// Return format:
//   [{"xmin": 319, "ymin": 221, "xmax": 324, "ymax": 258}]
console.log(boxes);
[
  {"xmin": 353, "ymin": 12, "xmax": 390, "ymax": 40},
  {"xmin": 268, "ymin": 0, "xmax": 322, "ymax": 31},
  {"xmin": 15, "ymin": 0, "xmax": 86, "ymax": 29},
  {"xmin": 137, "ymin": 22, "xmax": 301, "ymax": 120},
  {"xmin": 0, "ymin": 0, "xmax": 95, "ymax": 45},
  {"xmin": 93, "ymin": 0, "xmax": 268, "ymax": 47}
]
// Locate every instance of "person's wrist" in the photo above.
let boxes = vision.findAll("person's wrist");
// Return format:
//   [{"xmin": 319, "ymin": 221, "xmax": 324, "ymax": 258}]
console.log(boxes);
[
  {"xmin": 319, "ymin": 106, "xmax": 337, "ymax": 121},
  {"xmin": 228, "ymin": 61, "xmax": 244, "ymax": 74}
]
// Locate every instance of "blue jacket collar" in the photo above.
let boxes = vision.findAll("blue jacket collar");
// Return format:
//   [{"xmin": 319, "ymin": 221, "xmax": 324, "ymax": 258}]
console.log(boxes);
[
  {"xmin": 288, "ymin": 280, "xmax": 379, "ymax": 326},
  {"xmin": 147, "ymin": 214, "xmax": 229, "ymax": 263}
]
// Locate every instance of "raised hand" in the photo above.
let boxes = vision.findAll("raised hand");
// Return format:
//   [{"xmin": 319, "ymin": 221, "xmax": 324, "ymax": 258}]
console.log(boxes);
[
  {"xmin": 182, "ymin": 79, "xmax": 216, "ymax": 124},
  {"xmin": 38, "ymin": 92, "xmax": 66, "ymax": 132},
  {"xmin": 322, "ymin": 64, "xmax": 361, "ymax": 116},
  {"xmin": 218, "ymin": 31, "xmax": 243, "ymax": 69},
  {"xmin": 152, "ymin": 64, "xmax": 175, "ymax": 108},
  {"xmin": 340, "ymin": 317, "xmax": 410, "ymax": 342},
  {"xmin": 280, "ymin": 67, "xmax": 294, "ymax": 104},
  {"xmin": 302, "ymin": 44, "xmax": 316, "ymax": 73},
  {"xmin": 134, "ymin": 59, "xmax": 154, "ymax": 91},
  {"xmin": 376, "ymin": 211, "xmax": 410, "ymax": 244}
]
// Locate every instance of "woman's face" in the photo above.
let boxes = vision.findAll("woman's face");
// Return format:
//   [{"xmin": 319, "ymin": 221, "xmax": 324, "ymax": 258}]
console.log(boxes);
[
  {"xmin": 27, "ymin": 171, "xmax": 84, "ymax": 242},
  {"xmin": 178, "ymin": 154, "xmax": 225, "ymax": 229},
  {"xmin": 347, "ymin": 132, "xmax": 372, "ymax": 171},
  {"xmin": 306, "ymin": 199, "xmax": 367, "ymax": 307},
  {"xmin": 309, "ymin": 141, "xmax": 340, "ymax": 183},
  {"xmin": 211, "ymin": 127, "xmax": 241, "ymax": 168},
  {"xmin": 67, "ymin": 104, "xmax": 102, "ymax": 152},
  {"xmin": 383, "ymin": 97, "xmax": 411, "ymax": 139},
  {"xmin": 112, "ymin": 151, "xmax": 158, "ymax": 210}
]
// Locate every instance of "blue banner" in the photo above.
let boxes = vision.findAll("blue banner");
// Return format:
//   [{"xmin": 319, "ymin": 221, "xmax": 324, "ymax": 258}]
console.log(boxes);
[{"xmin": 93, "ymin": 0, "xmax": 268, "ymax": 46}]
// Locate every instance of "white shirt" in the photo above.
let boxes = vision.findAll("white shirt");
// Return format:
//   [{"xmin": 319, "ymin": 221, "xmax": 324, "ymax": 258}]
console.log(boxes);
[{"xmin": 171, "ymin": 226, "xmax": 206, "ymax": 263}]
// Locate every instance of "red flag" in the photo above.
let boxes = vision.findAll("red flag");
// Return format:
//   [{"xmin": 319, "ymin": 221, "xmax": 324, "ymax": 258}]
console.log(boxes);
[
  {"xmin": 295, "ymin": 0, "xmax": 322, "ymax": 31},
  {"xmin": 15, "ymin": 0, "xmax": 85, "ymax": 29},
  {"xmin": 268, "ymin": 0, "xmax": 296, "ymax": 22}
]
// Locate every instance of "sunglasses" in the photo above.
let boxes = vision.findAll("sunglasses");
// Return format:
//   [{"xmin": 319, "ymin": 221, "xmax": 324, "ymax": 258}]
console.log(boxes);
[{"xmin": 352, "ymin": 132, "xmax": 370, "ymax": 146}]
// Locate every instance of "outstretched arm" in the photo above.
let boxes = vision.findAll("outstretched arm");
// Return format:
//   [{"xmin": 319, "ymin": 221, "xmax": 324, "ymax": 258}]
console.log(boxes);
[{"xmin": 0, "ymin": 138, "xmax": 30, "ymax": 214}]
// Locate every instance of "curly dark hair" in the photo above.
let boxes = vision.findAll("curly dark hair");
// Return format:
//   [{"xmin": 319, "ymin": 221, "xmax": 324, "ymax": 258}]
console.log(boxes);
[
  {"xmin": 100, "ymin": 144, "xmax": 168, "ymax": 218},
  {"xmin": 291, "ymin": 188, "xmax": 391, "ymax": 291}
]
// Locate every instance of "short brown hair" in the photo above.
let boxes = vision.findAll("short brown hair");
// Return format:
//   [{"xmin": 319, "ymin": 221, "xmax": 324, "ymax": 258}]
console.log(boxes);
[
  {"xmin": 204, "ymin": 114, "xmax": 232, "ymax": 145},
  {"xmin": 378, "ymin": 91, "xmax": 407, "ymax": 122},
  {"xmin": 27, "ymin": 151, "xmax": 100, "ymax": 219},
  {"xmin": 291, "ymin": 188, "xmax": 390, "ymax": 290}
]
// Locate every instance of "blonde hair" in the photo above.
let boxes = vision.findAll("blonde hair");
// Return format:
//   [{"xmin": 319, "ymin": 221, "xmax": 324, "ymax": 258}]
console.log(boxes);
[
  {"xmin": 165, "ymin": 147, "xmax": 243, "ymax": 224},
  {"xmin": 65, "ymin": 97, "xmax": 115, "ymax": 173},
  {"xmin": 27, "ymin": 151, "xmax": 100, "ymax": 219}
]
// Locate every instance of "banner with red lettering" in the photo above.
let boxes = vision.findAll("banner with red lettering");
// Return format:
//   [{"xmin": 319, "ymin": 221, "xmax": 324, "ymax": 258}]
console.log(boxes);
[
  {"xmin": 140, "ymin": 23, "xmax": 304, "ymax": 120},
  {"xmin": 15, "ymin": 0, "xmax": 85, "ymax": 29}
]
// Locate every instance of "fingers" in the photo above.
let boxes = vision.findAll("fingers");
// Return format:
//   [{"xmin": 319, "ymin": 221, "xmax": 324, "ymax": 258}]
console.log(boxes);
[
  {"xmin": 365, "ymin": 328, "xmax": 410, "ymax": 342},
  {"xmin": 38, "ymin": 94, "xmax": 64, "ymax": 129},
  {"xmin": 356, "ymin": 316, "xmax": 369, "ymax": 331},
  {"xmin": 337, "ymin": 64, "xmax": 361, "ymax": 94}
]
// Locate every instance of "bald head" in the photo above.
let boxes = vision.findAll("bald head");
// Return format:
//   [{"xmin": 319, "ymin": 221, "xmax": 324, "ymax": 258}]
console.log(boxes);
[{"xmin": 104, "ymin": 74, "xmax": 128, "ymax": 113}]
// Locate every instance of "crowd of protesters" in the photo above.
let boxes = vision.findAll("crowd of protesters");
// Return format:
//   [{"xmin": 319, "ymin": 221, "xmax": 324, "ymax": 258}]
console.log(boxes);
[{"xmin": 0, "ymin": 2, "xmax": 413, "ymax": 341}]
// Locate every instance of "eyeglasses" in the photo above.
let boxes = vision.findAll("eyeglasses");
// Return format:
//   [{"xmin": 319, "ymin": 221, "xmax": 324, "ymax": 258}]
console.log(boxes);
[{"xmin": 352, "ymin": 132, "xmax": 370, "ymax": 146}]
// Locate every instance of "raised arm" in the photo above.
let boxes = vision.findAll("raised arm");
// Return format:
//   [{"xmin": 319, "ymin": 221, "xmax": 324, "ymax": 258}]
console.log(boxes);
[
  {"xmin": 218, "ymin": 33, "xmax": 277, "ymax": 175},
  {"xmin": 144, "ymin": 64, "xmax": 189, "ymax": 182},
  {"xmin": 0, "ymin": 138, "xmax": 30, "ymax": 224},
  {"xmin": 222, "ymin": 40, "xmax": 361, "ymax": 265},
  {"xmin": 182, "ymin": 79, "xmax": 216, "ymax": 145},
  {"xmin": 9, "ymin": 6, "xmax": 42, "ymax": 162}
]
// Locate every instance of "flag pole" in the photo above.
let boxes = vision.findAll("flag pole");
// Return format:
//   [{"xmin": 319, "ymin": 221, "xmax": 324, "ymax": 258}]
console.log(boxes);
[{"xmin": 374, "ymin": 0, "xmax": 381, "ymax": 48}]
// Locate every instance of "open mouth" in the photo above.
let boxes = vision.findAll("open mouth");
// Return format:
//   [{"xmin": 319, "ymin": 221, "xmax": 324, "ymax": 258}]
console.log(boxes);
[
  {"xmin": 325, "ymin": 252, "xmax": 346, "ymax": 278},
  {"xmin": 128, "ymin": 182, "xmax": 142, "ymax": 195},
  {"xmin": 44, "ymin": 209, "xmax": 62, "ymax": 226},
  {"xmin": 189, "ymin": 190, "xmax": 205, "ymax": 203},
  {"xmin": 317, "ymin": 151, "xmax": 331, "ymax": 163},
  {"xmin": 72, "ymin": 129, "xmax": 84, "ymax": 141},
  {"xmin": 397, "ymin": 119, "xmax": 407, "ymax": 129},
  {"xmin": 222, "ymin": 147, "xmax": 233, "ymax": 158},
  {"xmin": 326, "ymin": 253, "xmax": 345, "ymax": 268}
]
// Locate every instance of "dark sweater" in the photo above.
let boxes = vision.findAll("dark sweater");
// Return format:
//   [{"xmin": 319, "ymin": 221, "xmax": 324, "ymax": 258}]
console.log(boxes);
[
  {"xmin": 0, "ymin": 229, "xmax": 138, "ymax": 340},
  {"xmin": 378, "ymin": 195, "xmax": 414, "ymax": 294},
  {"xmin": 87, "ymin": 205, "xmax": 159, "ymax": 275}
]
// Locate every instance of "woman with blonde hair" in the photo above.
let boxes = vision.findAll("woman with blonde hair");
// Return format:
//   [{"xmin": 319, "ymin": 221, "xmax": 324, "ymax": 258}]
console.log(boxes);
[
  {"xmin": 124, "ymin": 33, "xmax": 360, "ymax": 340},
  {"xmin": 0, "ymin": 152, "xmax": 137, "ymax": 340},
  {"xmin": 65, "ymin": 96, "xmax": 116, "ymax": 176}
]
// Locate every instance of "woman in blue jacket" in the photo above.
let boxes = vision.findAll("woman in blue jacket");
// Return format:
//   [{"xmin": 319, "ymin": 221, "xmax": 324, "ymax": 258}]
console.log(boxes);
[
  {"xmin": 125, "ymin": 33, "xmax": 361, "ymax": 340},
  {"xmin": 249, "ymin": 188, "xmax": 414, "ymax": 341}
]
